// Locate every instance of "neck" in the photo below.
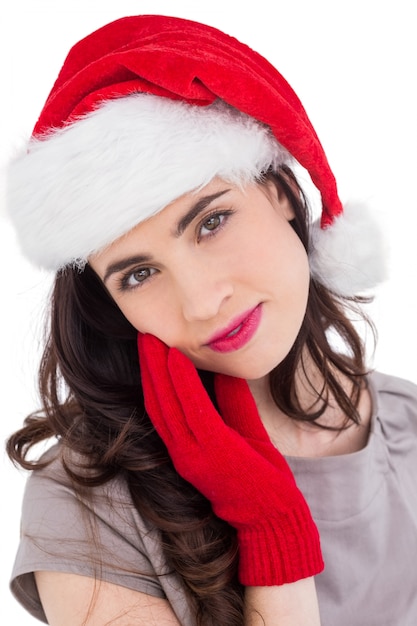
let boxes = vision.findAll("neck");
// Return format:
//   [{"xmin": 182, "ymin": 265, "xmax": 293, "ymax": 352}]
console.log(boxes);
[{"xmin": 247, "ymin": 355, "xmax": 372, "ymax": 458}]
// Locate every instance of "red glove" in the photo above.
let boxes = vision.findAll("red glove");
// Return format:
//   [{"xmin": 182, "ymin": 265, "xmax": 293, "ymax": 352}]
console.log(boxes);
[
  {"xmin": 138, "ymin": 333, "xmax": 323, "ymax": 586},
  {"xmin": 215, "ymin": 372, "xmax": 288, "ymax": 464}
]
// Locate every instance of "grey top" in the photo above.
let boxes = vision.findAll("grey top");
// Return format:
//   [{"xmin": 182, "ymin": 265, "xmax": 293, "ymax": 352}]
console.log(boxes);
[{"xmin": 10, "ymin": 371, "xmax": 417, "ymax": 625}]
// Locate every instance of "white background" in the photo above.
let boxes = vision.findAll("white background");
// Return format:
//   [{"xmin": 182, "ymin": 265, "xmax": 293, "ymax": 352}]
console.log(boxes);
[{"xmin": 1, "ymin": 1, "xmax": 416, "ymax": 623}]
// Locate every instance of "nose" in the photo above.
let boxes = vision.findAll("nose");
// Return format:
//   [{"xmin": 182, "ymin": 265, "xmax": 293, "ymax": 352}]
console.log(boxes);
[{"xmin": 177, "ymin": 261, "xmax": 233, "ymax": 322}]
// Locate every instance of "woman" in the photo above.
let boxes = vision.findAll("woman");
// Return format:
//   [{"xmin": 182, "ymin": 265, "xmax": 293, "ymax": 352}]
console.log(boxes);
[{"xmin": 6, "ymin": 14, "xmax": 417, "ymax": 626}]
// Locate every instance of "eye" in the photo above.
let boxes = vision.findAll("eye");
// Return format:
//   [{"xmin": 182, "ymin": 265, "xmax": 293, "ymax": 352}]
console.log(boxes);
[
  {"xmin": 202, "ymin": 214, "xmax": 222, "ymax": 232},
  {"xmin": 119, "ymin": 267, "xmax": 157, "ymax": 291},
  {"xmin": 198, "ymin": 210, "xmax": 234, "ymax": 240}
]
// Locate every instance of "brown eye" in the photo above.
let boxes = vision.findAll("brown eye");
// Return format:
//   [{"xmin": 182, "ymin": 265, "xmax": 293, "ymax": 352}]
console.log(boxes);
[
  {"xmin": 198, "ymin": 210, "xmax": 234, "ymax": 240},
  {"xmin": 203, "ymin": 215, "xmax": 221, "ymax": 231},
  {"xmin": 132, "ymin": 268, "xmax": 152, "ymax": 283},
  {"xmin": 121, "ymin": 267, "xmax": 156, "ymax": 290}
]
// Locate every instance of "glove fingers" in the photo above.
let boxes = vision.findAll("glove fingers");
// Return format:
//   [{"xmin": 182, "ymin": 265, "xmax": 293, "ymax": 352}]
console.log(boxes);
[
  {"xmin": 215, "ymin": 374, "xmax": 294, "ymax": 468},
  {"xmin": 138, "ymin": 333, "xmax": 191, "ymax": 443},
  {"xmin": 167, "ymin": 347, "xmax": 230, "ymax": 440},
  {"xmin": 214, "ymin": 373, "xmax": 270, "ymax": 442}
]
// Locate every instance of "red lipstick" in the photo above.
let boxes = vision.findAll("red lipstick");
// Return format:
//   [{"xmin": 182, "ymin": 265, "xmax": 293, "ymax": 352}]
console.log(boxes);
[{"xmin": 206, "ymin": 304, "xmax": 262, "ymax": 353}]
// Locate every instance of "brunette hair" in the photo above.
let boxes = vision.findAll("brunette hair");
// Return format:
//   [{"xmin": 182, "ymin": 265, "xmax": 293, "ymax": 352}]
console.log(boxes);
[{"xmin": 7, "ymin": 166, "xmax": 372, "ymax": 625}]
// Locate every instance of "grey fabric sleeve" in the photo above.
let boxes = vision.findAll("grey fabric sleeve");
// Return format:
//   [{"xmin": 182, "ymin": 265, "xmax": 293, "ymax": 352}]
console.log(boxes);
[{"xmin": 10, "ymin": 446, "xmax": 169, "ymax": 623}]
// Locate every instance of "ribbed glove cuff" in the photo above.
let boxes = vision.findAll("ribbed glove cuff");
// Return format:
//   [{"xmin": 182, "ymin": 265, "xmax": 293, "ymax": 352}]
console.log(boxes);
[{"xmin": 237, "ymin": 508, "xmax": 324, "ymax": 586}]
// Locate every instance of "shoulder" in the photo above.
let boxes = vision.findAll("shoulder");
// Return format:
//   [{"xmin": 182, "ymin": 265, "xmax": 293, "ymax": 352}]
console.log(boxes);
[
  {"xmin": 370, "ymin": 370, "xmax": 417, "ymax": 408},
  {"xmin": 16, "ymin": 445, "xmax": 163, "ymax": 586},
  {"xmin": 369, "ymin": 369, "xmax": 417, "ymax": 435},
  {"xmin": 12, "ymin": 443, "xmax": 170, "ymax": 622},
  {"xmin": 22, "ymin": 444, "xmax": 127, "ymax": 516},
  {"xmin": 20, "ymin": 442, "xmax": 158, "ymax": 555}
]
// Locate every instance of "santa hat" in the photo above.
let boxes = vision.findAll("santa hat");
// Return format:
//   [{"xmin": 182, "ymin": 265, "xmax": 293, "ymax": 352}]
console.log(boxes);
[{"xmin": 6, "ymin": 15, "xmax": 386, "ymax": 296}]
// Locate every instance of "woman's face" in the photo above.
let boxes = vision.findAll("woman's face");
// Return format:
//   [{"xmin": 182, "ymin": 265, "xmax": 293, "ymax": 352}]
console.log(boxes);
[{"xmin": 90, "ymin": 177, "xmax": 310, "ymax": 380}]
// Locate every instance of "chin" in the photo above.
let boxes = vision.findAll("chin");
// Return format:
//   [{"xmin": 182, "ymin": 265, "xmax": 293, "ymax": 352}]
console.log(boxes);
[
  {"xmin": 236, "ymin": 362, "xmax": 280, "ymax": 381},
  {"xmin": 189, "ymin": 338, "xmax": 293, "ymax": 380},
  {"xmin": 202, "ymin": 354, "xmax": 285, "ymax": 381}
]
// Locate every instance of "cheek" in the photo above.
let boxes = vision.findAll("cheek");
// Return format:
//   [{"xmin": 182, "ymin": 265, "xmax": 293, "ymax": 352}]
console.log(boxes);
[
  {"xmin": 245, "ymin": 220, "xmax": 309, "ymax": 291},
  {"xmin": 117, "ymin": 297, "xmax": 180, "ymax": 345},
  {"xmin": 282, "ymin": 242, "xmax": 311, "ymax": 318},
  {"xmin": 288, "ymin": 239, "xmax": 311, "ymax": 301}
]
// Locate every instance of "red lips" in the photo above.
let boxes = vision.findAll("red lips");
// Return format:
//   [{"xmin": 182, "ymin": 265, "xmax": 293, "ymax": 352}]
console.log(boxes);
[{"xmin": 206, "ymin": 304, "xmax": 262, "ymax": 353}]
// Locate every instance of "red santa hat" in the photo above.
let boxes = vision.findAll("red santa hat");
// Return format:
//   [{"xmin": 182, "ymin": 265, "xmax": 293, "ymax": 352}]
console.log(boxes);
[{"xmin": 6, "ymin": 15, "xmax": 386, "ymax": 296}]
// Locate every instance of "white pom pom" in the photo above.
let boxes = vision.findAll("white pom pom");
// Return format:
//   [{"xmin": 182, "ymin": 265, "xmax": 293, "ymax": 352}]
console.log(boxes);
[{"xmin": 309, "ymin": 202, "xmax": 389, "ymax": 297}]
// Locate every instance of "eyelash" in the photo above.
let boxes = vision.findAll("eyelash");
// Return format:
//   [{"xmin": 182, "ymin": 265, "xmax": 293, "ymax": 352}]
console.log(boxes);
[
  {"xmin": 117, "ymin": 266, "xmax": 158, "ymax": 292},
  {"xmin": 117, "ymin": 209, "xmax": 235, "ymax": 292},
  {"xmin": 197, "ymin": 209, "xmax": 235, "ymax": 241}
]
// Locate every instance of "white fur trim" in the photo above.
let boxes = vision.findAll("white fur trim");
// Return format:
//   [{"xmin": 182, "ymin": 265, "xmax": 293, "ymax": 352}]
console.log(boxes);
[
  {"xmin": 6, "ymin": 95, "xmax": 289, "ymax": 270},
  {"xmin": 309, "ymin": 202, "xmax": 389, "ymax": 296}
]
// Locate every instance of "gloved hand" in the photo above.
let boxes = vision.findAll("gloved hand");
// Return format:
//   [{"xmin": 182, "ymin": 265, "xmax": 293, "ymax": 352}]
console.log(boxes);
[
  {"xmin": 138, "ymin": 332, "xmax": 323, "ymax": 586},
  {"xmin": 215, "ymin": 372, "xmax": 288, "ymax": 464}
]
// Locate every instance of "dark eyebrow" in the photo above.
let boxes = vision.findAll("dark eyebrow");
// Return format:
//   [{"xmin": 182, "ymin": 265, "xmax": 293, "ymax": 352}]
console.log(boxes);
[
  {"xmin": 103, "ymin": 254, "xmax": 152, "ymax": 285},
  {"xmin": 175, "ymin": 189, "xmax": 231, "ymax": 237},
  {"xmin": 102, "ymin": 189, "xmax": 231, "ymax": 284}
]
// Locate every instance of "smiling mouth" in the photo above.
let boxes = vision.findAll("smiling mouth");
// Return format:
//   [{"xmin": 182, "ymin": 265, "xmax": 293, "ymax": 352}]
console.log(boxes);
[
  {"xmin": 227, "ymin": 323, "xmax": 243, "ymax": 337},
  {"xmin": 206, "ymin": 305, "xmax": 262, "ymax": 353}
]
